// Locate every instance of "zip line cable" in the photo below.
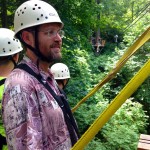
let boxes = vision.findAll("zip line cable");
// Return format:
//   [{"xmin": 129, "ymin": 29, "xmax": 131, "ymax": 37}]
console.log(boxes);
[
  {"xmin": 123, "ymin": 10, "xmax": 149, "ymax": 33},
  {"xmin": 123, "ymin": 3, "xmax": 150, "ymax": 32},
  {"xmin": 71, "ymin": 27, "xmax": 150, "ymax": 150},
  {"xmin": 134, "ymin": 2, "xmax": 150, "ymax": 18},
  {"xmin": 72, "ymin": 27, "xmax": 150, "ymax": 113},
  {"xmin": 124, "ymin": 2, "xmax": 150, "ymax": 24}
]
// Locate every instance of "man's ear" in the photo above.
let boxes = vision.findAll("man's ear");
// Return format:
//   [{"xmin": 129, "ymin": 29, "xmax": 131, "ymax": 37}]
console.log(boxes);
[
  {"xmin": 21, "ymin": 31, "xmax": 34, "ymax": 46},
  {"xmin": 13, "ymin": 53, "xmax": 19, "ymax": 63}
]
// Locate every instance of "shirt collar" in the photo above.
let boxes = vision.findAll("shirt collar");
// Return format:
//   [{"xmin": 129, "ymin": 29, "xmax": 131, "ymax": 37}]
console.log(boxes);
[{"xmin": 21, "ymin": 55, "xmax": 54, "ymax": 81}]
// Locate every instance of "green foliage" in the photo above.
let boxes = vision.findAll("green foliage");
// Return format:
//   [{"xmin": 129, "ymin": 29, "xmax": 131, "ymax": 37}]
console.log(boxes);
[
  {"xmin": 2, "ymin": 145, "xmax": 8, "ymax": 150},
  {"xmin": 0, "ymin": 78, "xmax": 5, "ymax": 137},
  {"xmin": 0, "ymin": 0, "xmax": 149, "ymax": 149},
  {"xmin": 85, "ymin": 138, "xmax": 107, "ymax": 150},
  {"xmin": 85, "ymin": 99, "xmax": 148, "ymax": 150}
]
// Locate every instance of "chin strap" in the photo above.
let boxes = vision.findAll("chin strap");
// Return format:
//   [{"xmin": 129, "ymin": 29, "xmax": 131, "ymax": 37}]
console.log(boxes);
[
  {"xmin": 59, "ymin": 79, "xmax": 69, "ymax": 90},
  {"xmin": 10, "ymin": 57, "xmax": 17, "ymax": 68},
  {"xmin": 18, "ymin": 29, "xmax": 53, "ymax": 63}
]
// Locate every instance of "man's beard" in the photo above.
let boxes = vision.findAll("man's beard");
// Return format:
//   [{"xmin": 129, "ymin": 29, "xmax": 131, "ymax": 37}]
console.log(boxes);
[
  {"xmin": 46, "ymin": 43, "xmax": 62, "ymax": 62},
  {"xmin": 43, "ymin": 50, "xmax": 62, "ymax": 63},
  {"xmin": 38, "ymin": 41, "xmax": 62, "ymax": 63}
]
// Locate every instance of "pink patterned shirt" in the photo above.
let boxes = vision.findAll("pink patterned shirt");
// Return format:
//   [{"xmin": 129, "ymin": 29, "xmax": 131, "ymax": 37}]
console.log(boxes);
[{"xmin": 2, "ymin": 56, "xmax": 72, "ymax": 150}]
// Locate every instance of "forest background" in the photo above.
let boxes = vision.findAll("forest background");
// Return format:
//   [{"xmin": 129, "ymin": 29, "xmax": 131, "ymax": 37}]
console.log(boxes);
[{"xmin": 0, "ymin": 0, "xmax": 150, "ymax": 149}]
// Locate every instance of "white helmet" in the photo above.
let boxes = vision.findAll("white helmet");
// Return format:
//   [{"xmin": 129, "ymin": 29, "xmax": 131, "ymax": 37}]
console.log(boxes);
[
  {"xmin": 0, "ymin": 28, "xmax": 23, "ymax": 56},
  {"xmin": 51, "ymin": 63, "xmax": 70, "ymax": 80},
  {"xmin": 14, "ymin": 0, "xmax": 63, "ymax": 36}
]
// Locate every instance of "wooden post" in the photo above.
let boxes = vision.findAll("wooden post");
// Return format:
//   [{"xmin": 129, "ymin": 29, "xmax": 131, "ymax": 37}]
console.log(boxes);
[{"xmin": 137, "ymin": 134, "xmax": 150, "ymax": 150}]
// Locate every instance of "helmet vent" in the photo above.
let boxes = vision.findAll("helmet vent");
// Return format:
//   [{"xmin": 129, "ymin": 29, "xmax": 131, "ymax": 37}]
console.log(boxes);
[
  {"xmin": 0, "ymin": 28, "xmax": 23, "ymax": 56},
  {"xmin": 14, "ymin": 1, "xmax": 63, "ymax": 36},
  {"xmin": 49, "ymin": 13, "xmax": 55, "ymax": 16}
]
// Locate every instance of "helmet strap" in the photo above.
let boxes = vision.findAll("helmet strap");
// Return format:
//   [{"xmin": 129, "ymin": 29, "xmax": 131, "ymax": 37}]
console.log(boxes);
[
  {"xmin": 0, "ymin": 56, "xmax": 17, "ymax": 67},
  {"xmin": 60, "ymin": 79, "xmax": 69, "ymax": 89},
  {"xmin": 61, "ymin": 80, "xmax": 65, "ymax": 89},
  {"xmin": 18, "ymin": 29, "xmax": 53, "ymax": 63},
  {"xmin": 0, "ymin": 56, "xmax": 11, "ymax": 65},
  {"xmin": 10, "ymin": 56, "xmax": 17, "ymax": 68},
  {"xmin": 64, "ymin": 78, "xmax": 69, "ymax": 89}
]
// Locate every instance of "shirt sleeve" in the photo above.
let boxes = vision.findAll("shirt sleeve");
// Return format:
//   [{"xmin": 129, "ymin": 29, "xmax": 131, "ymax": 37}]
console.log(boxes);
[{"xmin": 2, "ymin": 83, "xmax": 43, "ymax": 150}]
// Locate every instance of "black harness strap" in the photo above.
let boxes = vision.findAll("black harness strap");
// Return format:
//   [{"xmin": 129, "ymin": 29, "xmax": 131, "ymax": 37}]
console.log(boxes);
[
  {"xmin": 58, "ymin": 87, "xmax": 80, "ymax": 138},
  {"xmin": 17, "ymin": 64, "xmax": 79, "ymax": 146},
  {"xmin": 0, "ymin": 78, "xmax": 5, "ymax": 86}
]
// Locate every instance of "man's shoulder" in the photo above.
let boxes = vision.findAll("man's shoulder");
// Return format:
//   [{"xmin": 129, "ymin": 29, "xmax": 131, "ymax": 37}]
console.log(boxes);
[
  {"xmin": 10, "ymin": 67, "xmax": 33, "ymax": 80},
  {"xmin": 5, "ymin": 67, "xmax": 36, "ymax": 88}
]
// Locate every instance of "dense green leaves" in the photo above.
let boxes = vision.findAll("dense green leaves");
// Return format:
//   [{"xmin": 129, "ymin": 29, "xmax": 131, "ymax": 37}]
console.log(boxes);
[{"xmin": 0, "ymin": 0, "xmax": 149, "ymax": 149}]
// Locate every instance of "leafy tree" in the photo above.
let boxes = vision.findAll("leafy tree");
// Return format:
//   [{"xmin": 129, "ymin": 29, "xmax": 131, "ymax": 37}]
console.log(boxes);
[
  {"xmin": 85, "ymin": 99, "xmax": 148, "ymax": 150},
  {"xmin": 0, "ymin": 0, "xmax": 149, "ymax": 149}
]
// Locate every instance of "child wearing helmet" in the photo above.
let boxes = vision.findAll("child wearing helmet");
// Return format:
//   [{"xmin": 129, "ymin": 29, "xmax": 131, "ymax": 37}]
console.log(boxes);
[
  {"xmin": 0, "ymin": 28, "xmax": 23, "ymax": 78},
  {"xmin": 2, "ymin": 1, "xmax": 79, "ymax": 150},
  {"xmin": 51, "ymin": 63, "xmax": 70, "ymax": 90},
  {"xmin": 0, "ymin": 28, "xmax": 23, "ymax": 150}
]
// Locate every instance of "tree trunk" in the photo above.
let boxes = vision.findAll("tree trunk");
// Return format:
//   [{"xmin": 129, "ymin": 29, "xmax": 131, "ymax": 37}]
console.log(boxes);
[{"xmin": 1, "ymin": 0, "xmax": 8, "ymax": 28}]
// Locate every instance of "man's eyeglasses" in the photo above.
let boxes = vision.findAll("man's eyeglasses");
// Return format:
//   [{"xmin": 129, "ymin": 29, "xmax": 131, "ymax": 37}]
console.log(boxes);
[{"xmin": 38, "ymin": 29, "xmax": 65, "ymax": 38}]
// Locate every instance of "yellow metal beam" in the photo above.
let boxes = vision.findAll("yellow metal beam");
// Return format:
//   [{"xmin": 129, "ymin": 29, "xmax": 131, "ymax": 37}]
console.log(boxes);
[
  {"xmin": 71, "ymin": 58, "xmax": 150, "ymax": 150},
  {"xmin": 72, "ymin": 27, "xmax": 150, "ymax": 113}
]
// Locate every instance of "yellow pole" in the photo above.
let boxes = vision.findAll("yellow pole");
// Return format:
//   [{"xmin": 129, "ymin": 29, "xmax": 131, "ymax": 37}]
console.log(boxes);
[
  {"xmin": 71, "ymin": 59, "xmax": 150, "ymax": 150},
  {"xmin": 72, "ymin": 26, "xmax": 150, "ymax": 113}
]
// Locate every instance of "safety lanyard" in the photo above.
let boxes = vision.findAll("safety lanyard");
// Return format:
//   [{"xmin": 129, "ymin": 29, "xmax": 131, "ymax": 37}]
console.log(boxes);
[{"xmin": 17, "ymin": 63, "xmax": 80, "ymax": 146}]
